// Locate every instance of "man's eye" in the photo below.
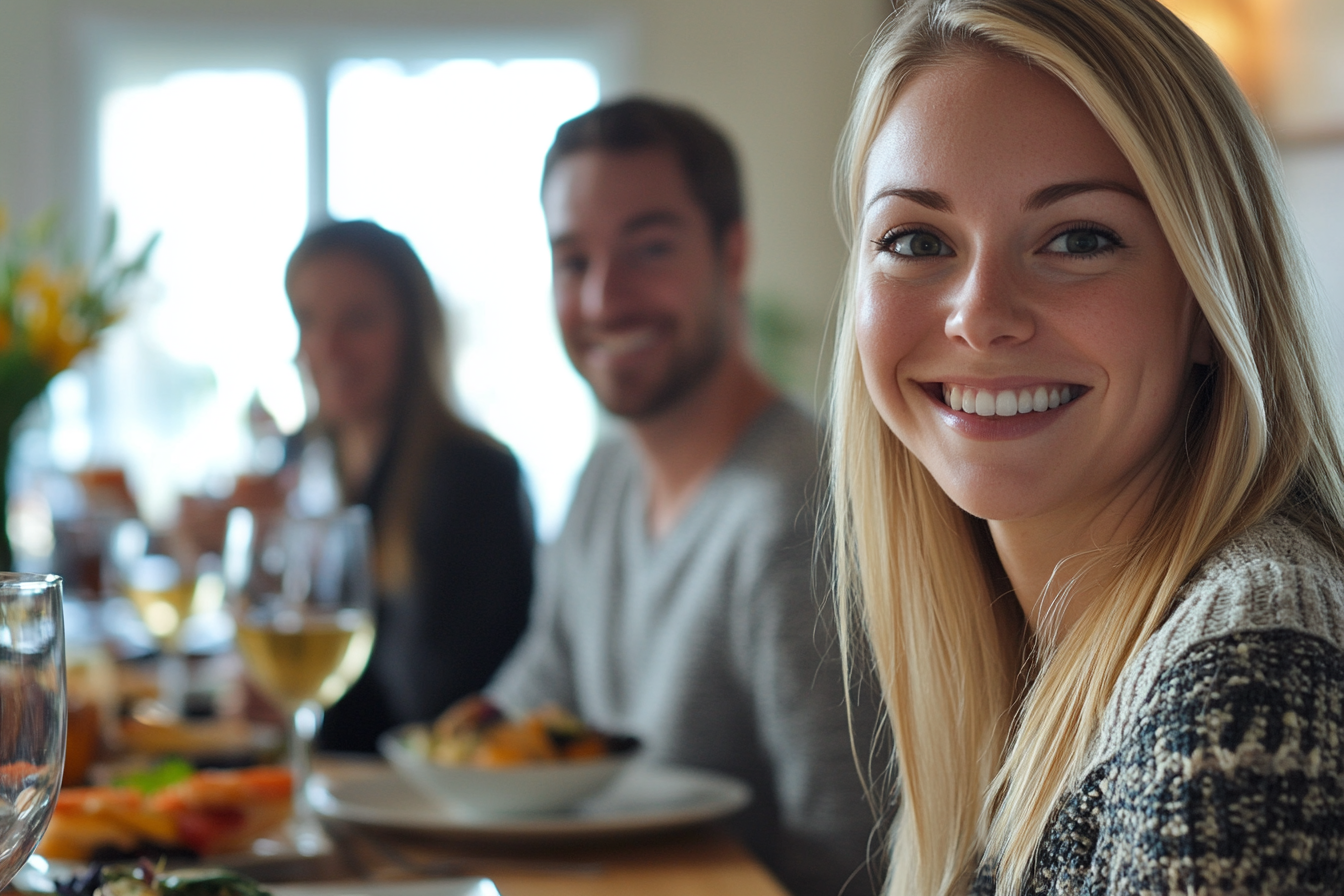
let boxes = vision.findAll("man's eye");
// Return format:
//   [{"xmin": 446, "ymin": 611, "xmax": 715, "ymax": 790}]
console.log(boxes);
[
  {"xmin": 634, "ymin": 240, "xmax": 675, "ymax": 261},
  {"xmin": 1043, "ymin": 228, "xmax": 1121, "ymax": 256},
  {"xmin": 555, "ymin": 255, "xmax": 588, "ymax": 276},
  {"xmin": 878, "ymin": 230, "xmax": 951, "ymax": 258}
]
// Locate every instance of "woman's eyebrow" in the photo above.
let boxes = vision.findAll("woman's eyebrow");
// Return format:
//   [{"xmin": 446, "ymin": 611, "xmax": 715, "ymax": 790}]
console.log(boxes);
[
  {"xmin": 865, "ymin": 187, "xmax": 951, "ymax": 214},
  {"xmin": 1024, "ymin": 180, "xmax": 1147, "ymax": 210}
]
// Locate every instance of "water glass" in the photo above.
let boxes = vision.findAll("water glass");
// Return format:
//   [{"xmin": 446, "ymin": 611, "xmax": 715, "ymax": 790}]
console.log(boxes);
[{"xmin": 0, "ymin": 574, "xmax": 65, "ymax": 889}]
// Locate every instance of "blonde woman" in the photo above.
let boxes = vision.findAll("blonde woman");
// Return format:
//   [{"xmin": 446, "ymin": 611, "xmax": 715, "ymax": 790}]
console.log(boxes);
[{"xmin": 831, "ymin": 0, "xmax": 1344, "ymax": 893}]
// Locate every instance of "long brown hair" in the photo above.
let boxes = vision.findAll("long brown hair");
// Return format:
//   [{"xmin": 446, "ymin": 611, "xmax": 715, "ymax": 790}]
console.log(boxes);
[{"xmin": 285, "ymin": 219, "xmax": 474, "ymax": 595}]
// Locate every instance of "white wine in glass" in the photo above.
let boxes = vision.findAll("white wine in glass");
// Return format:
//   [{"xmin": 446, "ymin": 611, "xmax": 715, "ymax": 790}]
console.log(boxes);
[
  {"xmin": 225, "ymin": 506, "xmax": 373, "ymax": 854},
  {"xmin": 115, "ymin": 520, "xmax": 193, "ymax": 718},
  {"xmin": 234, "ymin": 610, "xmax": 373, "ymax": 711},
  {"xmin": 0, "ymin": 574, "xmax": 66, "ymax": 889}
]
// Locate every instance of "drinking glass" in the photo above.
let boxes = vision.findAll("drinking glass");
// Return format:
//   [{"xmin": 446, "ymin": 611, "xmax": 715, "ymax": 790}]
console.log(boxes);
[
  {"xmin": 224, "ymin": 507, "xmax": 374, "ymax": 854},
  {"xmin": 110, "ymin": 520, "xmax": 194, "ymax": 718},
  {"xmin": 0, "ymin": 574, "xmax": 65, "ymax": 889}
]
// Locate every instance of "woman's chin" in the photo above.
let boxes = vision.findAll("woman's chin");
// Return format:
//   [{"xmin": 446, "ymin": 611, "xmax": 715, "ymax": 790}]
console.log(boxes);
[{"xmin": 927, "ymin": 467, "xmax": 1074, "ymax": 525}]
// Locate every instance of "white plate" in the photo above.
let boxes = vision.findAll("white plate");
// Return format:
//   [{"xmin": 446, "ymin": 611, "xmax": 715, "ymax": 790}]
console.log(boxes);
[
  {"xmin": 307, "ymin": 764, "xmax": 751, "ymax": 841},
  {"xmin": 273, "ymin": 879, "xmax": 500, "ymax": 896}
]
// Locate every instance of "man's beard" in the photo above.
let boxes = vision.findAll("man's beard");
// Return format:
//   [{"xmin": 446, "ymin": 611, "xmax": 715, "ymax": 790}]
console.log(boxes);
[
  {"xmin": 620, "ymin": 315, "xmax": 728, "ymax": 421},
  {"xmin": 587, "ymin": 300, "xmax": 731, "ymax": 421}
]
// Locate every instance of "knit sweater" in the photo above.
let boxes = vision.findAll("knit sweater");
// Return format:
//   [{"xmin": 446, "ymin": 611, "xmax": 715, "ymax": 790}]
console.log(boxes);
[{"xmin": 972, "ymin": 516, "xmax": 1344, "ymax": 895}]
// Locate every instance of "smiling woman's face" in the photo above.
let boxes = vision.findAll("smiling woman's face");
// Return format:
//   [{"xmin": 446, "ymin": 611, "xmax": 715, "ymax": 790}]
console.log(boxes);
[
  {"xmin": 289, "ymin": 251, "xmax": 406, "ymax": 429},
  {"xmin": 856, "ymin": 52, "xmax": 1209, "ymax": 526}
]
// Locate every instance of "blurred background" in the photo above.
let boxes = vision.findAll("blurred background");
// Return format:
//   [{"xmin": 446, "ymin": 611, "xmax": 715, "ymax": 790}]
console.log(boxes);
[
  {"xmin": 0, "ymin": 0, "xmax": 1340, "ymax": 790},
  {"xmin": 3, "ymin": 0, "xmax": 1342, "ymax": 545},
  {"xmin": 0, "ymin": 0, "xmax": 880, "ymax": 547}
]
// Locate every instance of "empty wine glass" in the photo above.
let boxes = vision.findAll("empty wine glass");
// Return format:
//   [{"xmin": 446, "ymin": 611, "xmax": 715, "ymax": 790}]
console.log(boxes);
[
  {"xmin": 223, "ymin": 507, "xmax": 374, "ymax": 855},
  {"xmin": 0, "ymin": 574, "xmax": 65, "ymax": 889}
]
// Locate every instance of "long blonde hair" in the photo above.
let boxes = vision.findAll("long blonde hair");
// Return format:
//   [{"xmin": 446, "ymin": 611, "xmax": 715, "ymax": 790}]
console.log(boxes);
[{"xmin": 830, "ymin": 1, "xmax": 1344, "ymax": 893}]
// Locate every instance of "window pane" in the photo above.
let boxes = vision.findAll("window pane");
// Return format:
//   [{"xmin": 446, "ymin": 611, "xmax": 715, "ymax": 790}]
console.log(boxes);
[
  {"xmin": 99, "ymin": 69, "xmax": 309, "ymax": 523},
  {"xmin": 328, "ymin": 58, "xmax": 600, "ymax": 540}
]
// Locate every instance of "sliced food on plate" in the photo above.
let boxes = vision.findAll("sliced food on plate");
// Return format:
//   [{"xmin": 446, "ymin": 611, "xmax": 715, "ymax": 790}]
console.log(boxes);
[{"xmin": 39, "ymin": 765, "xmax": 292, "ymax": 860}]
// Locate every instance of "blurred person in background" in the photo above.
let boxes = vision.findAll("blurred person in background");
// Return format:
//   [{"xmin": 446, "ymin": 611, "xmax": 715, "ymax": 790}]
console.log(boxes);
[
  {"xmin": 285, "ymin": 219, "xmax": 534, "ymax": 752},
  {"xmin": 486, "ymin": 98, "xmax": 879, "ymax": 896}
]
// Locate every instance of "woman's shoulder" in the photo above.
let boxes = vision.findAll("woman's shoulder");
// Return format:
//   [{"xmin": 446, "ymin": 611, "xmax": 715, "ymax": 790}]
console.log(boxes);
[
  {"xmin": 1090, "ymin": 516, "xmax": 1344, "ymax": 769},
  {"xmin": 1025, "ymin": 623, "xmax": 1344, "ymax": 896},
  {"xmin": 428, "ymin": 425, "xmax": 523, "ymax": 478},
  {"xmin": 1165, "ymin": 515, "xmax": 1344, "ymax": 649}
]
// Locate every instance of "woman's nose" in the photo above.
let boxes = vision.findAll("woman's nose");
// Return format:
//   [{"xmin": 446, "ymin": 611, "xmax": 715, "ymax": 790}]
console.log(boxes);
[
  {"xmin": 943, "ymin": 255, "xmax": 1035, "ymax": 350},
  {"xmin": 299, "ymin": 324, "xmax": 342, "ymax": 368}
]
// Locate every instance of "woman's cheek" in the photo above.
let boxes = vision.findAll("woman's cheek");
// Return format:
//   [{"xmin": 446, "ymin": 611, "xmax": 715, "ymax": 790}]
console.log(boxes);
[{"xmin": 855, "ymin": 279, "xmax": 915, "ymax": 424}]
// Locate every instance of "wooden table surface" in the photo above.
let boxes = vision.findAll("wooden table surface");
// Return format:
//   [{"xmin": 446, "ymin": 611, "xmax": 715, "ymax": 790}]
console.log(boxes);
[{"xmin": 304, "ymin": 758, "xmax": 789, "ymax": 896}]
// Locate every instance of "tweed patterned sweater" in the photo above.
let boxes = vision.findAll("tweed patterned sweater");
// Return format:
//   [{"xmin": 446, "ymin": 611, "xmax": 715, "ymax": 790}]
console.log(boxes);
[{"xmin": 971, "ymin": 516, "xmax": 1344, "ymax": 895}]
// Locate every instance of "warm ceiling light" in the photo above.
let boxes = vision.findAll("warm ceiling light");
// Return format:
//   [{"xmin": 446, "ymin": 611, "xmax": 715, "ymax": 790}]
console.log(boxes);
[{"xmin": 1162, "ymin": 0, "xmax": 1281, "ymax": 108}]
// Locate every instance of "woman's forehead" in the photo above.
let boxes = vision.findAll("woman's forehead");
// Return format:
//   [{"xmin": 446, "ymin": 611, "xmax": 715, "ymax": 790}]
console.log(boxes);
[{"xmin": 863, "ymin": 53, "xmax": 1140, "ymax": 212}]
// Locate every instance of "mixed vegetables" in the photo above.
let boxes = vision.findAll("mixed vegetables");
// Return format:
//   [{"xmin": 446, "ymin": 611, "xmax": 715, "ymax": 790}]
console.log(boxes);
[{"xmin": 54, "ymin": 859, "xmax": 270, "ymax": 896}]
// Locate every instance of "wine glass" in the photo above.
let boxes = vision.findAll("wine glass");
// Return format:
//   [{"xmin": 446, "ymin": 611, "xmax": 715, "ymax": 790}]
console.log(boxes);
[
  {"xmin": 111, "ymin": 520, "xmax": 194, "ymax": 718},
  {"xmin": 0, "ymin": 574, "xmax": 66, "ymax": 889},
  {"xmin": 223, "ymin": 506, "xmax": 374, "ymax": 854}
]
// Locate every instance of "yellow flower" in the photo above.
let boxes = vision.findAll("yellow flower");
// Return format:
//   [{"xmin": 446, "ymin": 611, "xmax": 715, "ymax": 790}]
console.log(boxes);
[
  {"xmin": 14, "ymin": 259, "xmax": 53, "ymax": 296},
  {"xmin": 12, "ymin": 259, "xmax": 92, "ymax": 373},
  {"xmin": 0, "ymin": 206, "xmax": 154, "ymax": 380}
]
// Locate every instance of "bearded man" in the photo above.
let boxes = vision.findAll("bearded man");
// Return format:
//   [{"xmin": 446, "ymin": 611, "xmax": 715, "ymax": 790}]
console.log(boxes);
[{"xmin": 488, "ymin": 98, "xmax": 877, "ymax": 896}]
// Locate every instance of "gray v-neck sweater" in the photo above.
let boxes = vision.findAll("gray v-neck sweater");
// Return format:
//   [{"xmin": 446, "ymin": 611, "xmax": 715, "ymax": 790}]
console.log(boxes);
[{"xmin": 489, "ymin": 400, "xmax": 879, "ymax": 896}]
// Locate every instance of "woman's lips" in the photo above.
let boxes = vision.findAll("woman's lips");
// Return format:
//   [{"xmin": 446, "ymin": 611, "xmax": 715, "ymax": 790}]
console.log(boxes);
[{"xmin": 910, "ymin": 380, "xmax": 1089, "ymax": 441}]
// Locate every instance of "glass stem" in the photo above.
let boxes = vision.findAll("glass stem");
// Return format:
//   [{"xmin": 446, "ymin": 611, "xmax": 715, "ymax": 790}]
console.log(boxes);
[
  {"xmin": 157, "ymin": 649, "xmax": 188, "ymax": 719},
  {"xmin": 289, "ymin": 699, "xmax": 326, "ymax": 855}
]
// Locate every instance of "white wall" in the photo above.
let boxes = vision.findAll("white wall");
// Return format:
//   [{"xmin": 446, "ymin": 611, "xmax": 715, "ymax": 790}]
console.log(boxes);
[
  {"xmin": 0, "ymin": 0, "xmax": 886, "ymax": 403},
  {"xmin": 1272, "ymin": 0, "xmax": 1344, "ymax": 381}
]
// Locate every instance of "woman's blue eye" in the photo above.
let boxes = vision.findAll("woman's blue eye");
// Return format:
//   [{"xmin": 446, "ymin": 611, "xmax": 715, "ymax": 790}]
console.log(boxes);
[
  {"xmin": 883, "ymin": 230, "xmax": 951, "ymax": 257},
  {"xmin": 1045, "ymin": 228, "xmax": 1119, "ymax": 256}
]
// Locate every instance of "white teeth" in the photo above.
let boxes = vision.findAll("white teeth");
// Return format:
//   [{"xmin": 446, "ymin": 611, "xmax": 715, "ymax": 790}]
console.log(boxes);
[
  {"xmin": 596, "ymin": 329, "xmax": 656, "ymax": 354},
  {"xmin": 943, "ymin": 383, "xmax": 1079, "ymax": 417}
]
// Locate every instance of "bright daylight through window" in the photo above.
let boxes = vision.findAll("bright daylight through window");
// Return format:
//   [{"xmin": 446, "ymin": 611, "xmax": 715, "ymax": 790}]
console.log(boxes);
[{"xmin": 90, "ymin": 55, "xmax": 600, "ymax": 539}]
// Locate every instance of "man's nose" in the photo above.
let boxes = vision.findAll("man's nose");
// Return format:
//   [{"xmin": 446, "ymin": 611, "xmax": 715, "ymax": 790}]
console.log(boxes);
[
  {"xmin": 579, "ymin": 258, "xmax": 622, "ymax": 320},
  {"xmin": 943, "ymin": 253, "xmax": 1035, "ymax": 350}
]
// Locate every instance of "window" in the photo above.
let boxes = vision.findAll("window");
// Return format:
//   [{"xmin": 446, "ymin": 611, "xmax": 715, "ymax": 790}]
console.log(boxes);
[{"xmin": 87, "ymin": 35, "xmax": 603, "ymax": 539}]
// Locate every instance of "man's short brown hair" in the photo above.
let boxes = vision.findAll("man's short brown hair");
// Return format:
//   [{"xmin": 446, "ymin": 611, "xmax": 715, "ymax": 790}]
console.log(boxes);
[{"xmin": 541, "ymin": 97, "xmax": 744, "ymax": 246}]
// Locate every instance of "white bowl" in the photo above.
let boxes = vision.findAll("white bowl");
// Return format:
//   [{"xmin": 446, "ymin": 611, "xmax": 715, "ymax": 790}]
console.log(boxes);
[{"xmin": 378, "ymin": 725, "xmax": 637, "ymax": 817}]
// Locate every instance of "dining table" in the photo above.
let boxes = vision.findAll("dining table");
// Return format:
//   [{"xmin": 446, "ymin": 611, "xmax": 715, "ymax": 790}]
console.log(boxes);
[{"xmin": 283, "ymin": 757, "xmax": 790, "ymax": 896}]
